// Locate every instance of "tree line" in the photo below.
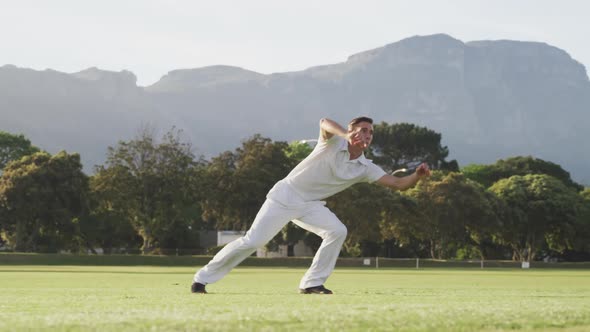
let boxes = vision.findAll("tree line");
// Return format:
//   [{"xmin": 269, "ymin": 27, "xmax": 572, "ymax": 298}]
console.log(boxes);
[{"xmin": 1, "ymin": 123, "xmax": 589, "ymax": 261}]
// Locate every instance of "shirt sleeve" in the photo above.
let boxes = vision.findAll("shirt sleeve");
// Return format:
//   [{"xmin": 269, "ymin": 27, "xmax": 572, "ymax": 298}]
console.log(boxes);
[
  {"xmin": 317, "ymin": 118, "xmax": 327, "ymax": 143},
  {"xmin": 315, "ymin": 128, "xmax": 341, "ymax": 152},
  {"xmin": 365, "ymin": 162, "xmax": 387, "ymax": 183}
]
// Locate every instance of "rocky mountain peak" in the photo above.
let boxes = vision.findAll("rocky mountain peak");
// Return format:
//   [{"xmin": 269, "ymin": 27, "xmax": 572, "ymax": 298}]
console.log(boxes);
[
  {"xmin": 146, "ymin": 65, "xmax": 266, "ymax": 92},
  {"xmin": 72, "ymin": 67, "xmax": 138, "ymax": 85}
]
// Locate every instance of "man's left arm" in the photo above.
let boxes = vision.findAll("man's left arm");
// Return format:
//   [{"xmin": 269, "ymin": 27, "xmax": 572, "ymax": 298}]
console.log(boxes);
[{"xmin": 375, "ymin": 163, "xmax": 431, "ymax": 191}]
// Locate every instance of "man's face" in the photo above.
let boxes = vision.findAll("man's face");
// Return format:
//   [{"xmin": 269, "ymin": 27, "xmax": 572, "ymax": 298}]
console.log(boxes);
[{"xmin": 348, "ymin": 121, "xmax": 374, "ymax": 149}]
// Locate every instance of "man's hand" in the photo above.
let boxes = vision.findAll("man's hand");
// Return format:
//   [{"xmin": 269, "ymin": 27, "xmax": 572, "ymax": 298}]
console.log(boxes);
[
  {"xmin": 320, "ymin": 118, "xmax": 347, "ymax": 141},
  {"xmin": 376, "ymin": 162, "xmax": 431, "ymax": 191},
  {"xmin": 415, "ymin": 163, "xmax": 431, "ymax": 178},
  {"xmin": 347, "ymin": 130, "xmax": 366, "ymax": 149}
]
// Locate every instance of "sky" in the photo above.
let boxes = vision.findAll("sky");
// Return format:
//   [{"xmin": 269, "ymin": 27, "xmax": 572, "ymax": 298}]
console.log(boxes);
[{"xmin": 1, "ymin": 0, "xmax": 589, "ymax": 87}]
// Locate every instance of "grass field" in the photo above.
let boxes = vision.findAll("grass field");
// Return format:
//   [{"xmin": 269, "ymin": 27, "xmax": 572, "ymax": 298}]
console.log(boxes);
[{"xmin": 1, "ymin": 265, "xmax": 589, "ymax": 331}]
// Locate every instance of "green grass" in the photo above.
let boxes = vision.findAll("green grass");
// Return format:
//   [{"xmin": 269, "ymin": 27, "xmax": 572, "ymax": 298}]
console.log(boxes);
[{"xmin": 1, "ymin": 266, "xmax": 589, "ymax": 331}]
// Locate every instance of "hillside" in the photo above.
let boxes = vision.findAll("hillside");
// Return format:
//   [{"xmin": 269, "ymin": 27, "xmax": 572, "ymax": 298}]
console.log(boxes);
[{"xmin": 1, "ymin": 34, "xmax": 588, "ymax": 183}]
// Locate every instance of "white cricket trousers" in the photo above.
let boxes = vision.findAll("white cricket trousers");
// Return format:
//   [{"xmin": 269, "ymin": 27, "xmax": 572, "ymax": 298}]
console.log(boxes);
[{"xmin": 193, "ymin": 198, "xmax": 347, "ymax": 289}]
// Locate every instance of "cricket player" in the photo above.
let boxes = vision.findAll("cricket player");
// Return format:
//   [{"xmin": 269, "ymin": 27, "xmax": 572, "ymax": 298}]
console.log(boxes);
[{"xmin": 192, "ymin": 117, "xmax": 431, "ymax": 294}]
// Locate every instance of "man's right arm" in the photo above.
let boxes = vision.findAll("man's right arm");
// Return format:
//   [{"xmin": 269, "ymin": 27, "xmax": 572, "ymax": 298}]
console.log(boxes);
[
  {"xmin": 319, "ymin": 118, "xmax": 348, "ymax": 141},
  {"xmin": 376, "ymin": 163, "xmax": 431, "ymax": 191}
]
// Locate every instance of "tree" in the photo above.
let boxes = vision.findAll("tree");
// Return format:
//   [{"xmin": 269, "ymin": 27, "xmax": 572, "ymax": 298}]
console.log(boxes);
[
  {"xmin": 83, "ymin": 171, "xmax": 141, "ymax": 254},
  {"xmin": 562, "ymin": 188, "xmax": 590, "ymax": 260},
  {"xmin": 377, "ymin": 191, "xmax": 425, "ymax": 258},
  {"xmin": 0, "ymin": 151, "xmax": 88, "ymax": 252},
  {"xmin": 284, "ymin": 140, "xmax": 314, "ymax": 162},
  {"xmin": 92, "ymin": 127, "xmax": 206, "ymax": 254},
  {"xmin": 0, "ymin": 131, "xmax": 40, "ymax": 171},
  {"xmin": 397, "ymin": 172, "xmax": 501, "ymax": 259},
  {"xmin": 463, "ymin": 156, "xmax": 583, "ymax": 191},
  {"xmin": 202, "ymin": 135, "xmax": 294, "ymax": 231},
  {"xmin": 326, "ymin": 183, "xmax": 392, "ymax": 256},
  {"xmin": 490, "ymin": 174, "xmax": 582, "ymax": 262},
  {"xmin": 369, "ymin": 122, "xmax": 458, "ymax": 173}
]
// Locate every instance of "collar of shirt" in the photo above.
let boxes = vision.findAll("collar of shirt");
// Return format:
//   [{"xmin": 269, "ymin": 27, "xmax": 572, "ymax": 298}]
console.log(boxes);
[{"xmin": 337, "ymin": 138, "xmax": 370, "ymax": 166}]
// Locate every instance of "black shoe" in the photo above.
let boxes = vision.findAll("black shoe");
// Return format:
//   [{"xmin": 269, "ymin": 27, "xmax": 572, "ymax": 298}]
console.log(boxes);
[
  {"xmin": 299, "ymin": 285, "xmax": 333, "ymax": 294},
  {"xmin": 191, "ymin": 282, "xmax": 207, "ymax": 294}
]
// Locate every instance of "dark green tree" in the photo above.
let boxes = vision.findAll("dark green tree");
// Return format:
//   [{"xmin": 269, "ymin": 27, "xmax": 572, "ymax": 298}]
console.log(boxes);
[
  {"xmin": 0, "ymin": 131, "xmax": 40, "ymax": 171},
  {"xmin": 284, "ymin": 140, "xmax": 314, "ymax": 162},
  {"xmin": 92, "ymin": 127, "xmax": 206, "ymax": 254},
  {"xmin": 490, "ymin": 174, "xmax": 582, "ymax": 261},
  {"xmin": 560, "ymin": 188, "xmax": 590, "ymax": 260},
  {"xmin": 0, "ymin": 151, "xmax": 88, "ymax": 252},
  {"xmin": 463, "ymin": 156, "xmax": 583, "ymax": 191},
  {"xmin": 201, "ymin": 134, "xmax": 294, "ymax": 231},
  {"xmin": 326, "ymin": 183, "xmax": 392, "ymax": 256},
  {"xmin": 378, "ymin": 191, "xmax": 424, "ymax": 257},
  {"xmin": 83, "ymin": 171, "xmax": 141, "ymax": 254},
  {"xmin": 369, "ymin": 122, "xmax": 458, "ymax": 173},
  {"xmin": 399, "ymin": 172, "xmax": 501, "ymax": 259}
]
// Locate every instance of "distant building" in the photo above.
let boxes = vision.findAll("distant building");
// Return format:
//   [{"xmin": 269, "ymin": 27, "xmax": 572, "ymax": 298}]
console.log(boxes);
[
  {"xmin": 200, "ymin": 230, "xmax": 314, "ymax": 257},
  {"xmin": 198, "ymin": 230, "xmax": 218, "ymax": 248},
  {"xmin": 257, "ymin": 241, "xmax": 314, "ymax": 258},
  {"xmin": 217, "ymin": 231, "xmax": 246, "ymax": 246}
]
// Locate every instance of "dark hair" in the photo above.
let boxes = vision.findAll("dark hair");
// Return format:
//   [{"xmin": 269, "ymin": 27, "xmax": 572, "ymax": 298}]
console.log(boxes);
[{"xmin": 348, "ymin": 116, "xmax": 373, "ymax": 129}]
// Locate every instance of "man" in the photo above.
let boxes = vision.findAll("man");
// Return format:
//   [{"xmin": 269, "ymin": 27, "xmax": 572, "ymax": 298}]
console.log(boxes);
[{"xmin": 192, "ymin": 117, "xmax": 430, "ymax": 294}]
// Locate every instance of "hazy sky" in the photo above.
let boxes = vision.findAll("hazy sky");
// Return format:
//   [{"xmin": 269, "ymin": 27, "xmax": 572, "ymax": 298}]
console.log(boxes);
[{"xmin": 2, "ymin": 0, "xmax": 588, "ymax": 86}]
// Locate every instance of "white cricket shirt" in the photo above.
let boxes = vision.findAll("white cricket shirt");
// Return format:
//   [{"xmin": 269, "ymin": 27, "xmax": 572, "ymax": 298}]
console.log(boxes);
[{"xmin": 267, "ymin": 134, "xmax": 386, "ymax": 205}]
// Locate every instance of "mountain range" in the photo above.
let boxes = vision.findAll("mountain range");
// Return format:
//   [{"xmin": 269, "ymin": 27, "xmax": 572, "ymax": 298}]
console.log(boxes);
[{"xmin": 1, "ymin": 34, "xmax": 589, "ymax": 184}]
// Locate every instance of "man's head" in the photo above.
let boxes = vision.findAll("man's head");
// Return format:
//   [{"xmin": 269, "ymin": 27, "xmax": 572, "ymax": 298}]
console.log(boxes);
[
  {"xmin": 347, "ymin": 116, "xmax": 373, "ymax": 131},
  {"xmin": 347, "ymin": 116, "xmax": 374, "ymax": 150}
]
